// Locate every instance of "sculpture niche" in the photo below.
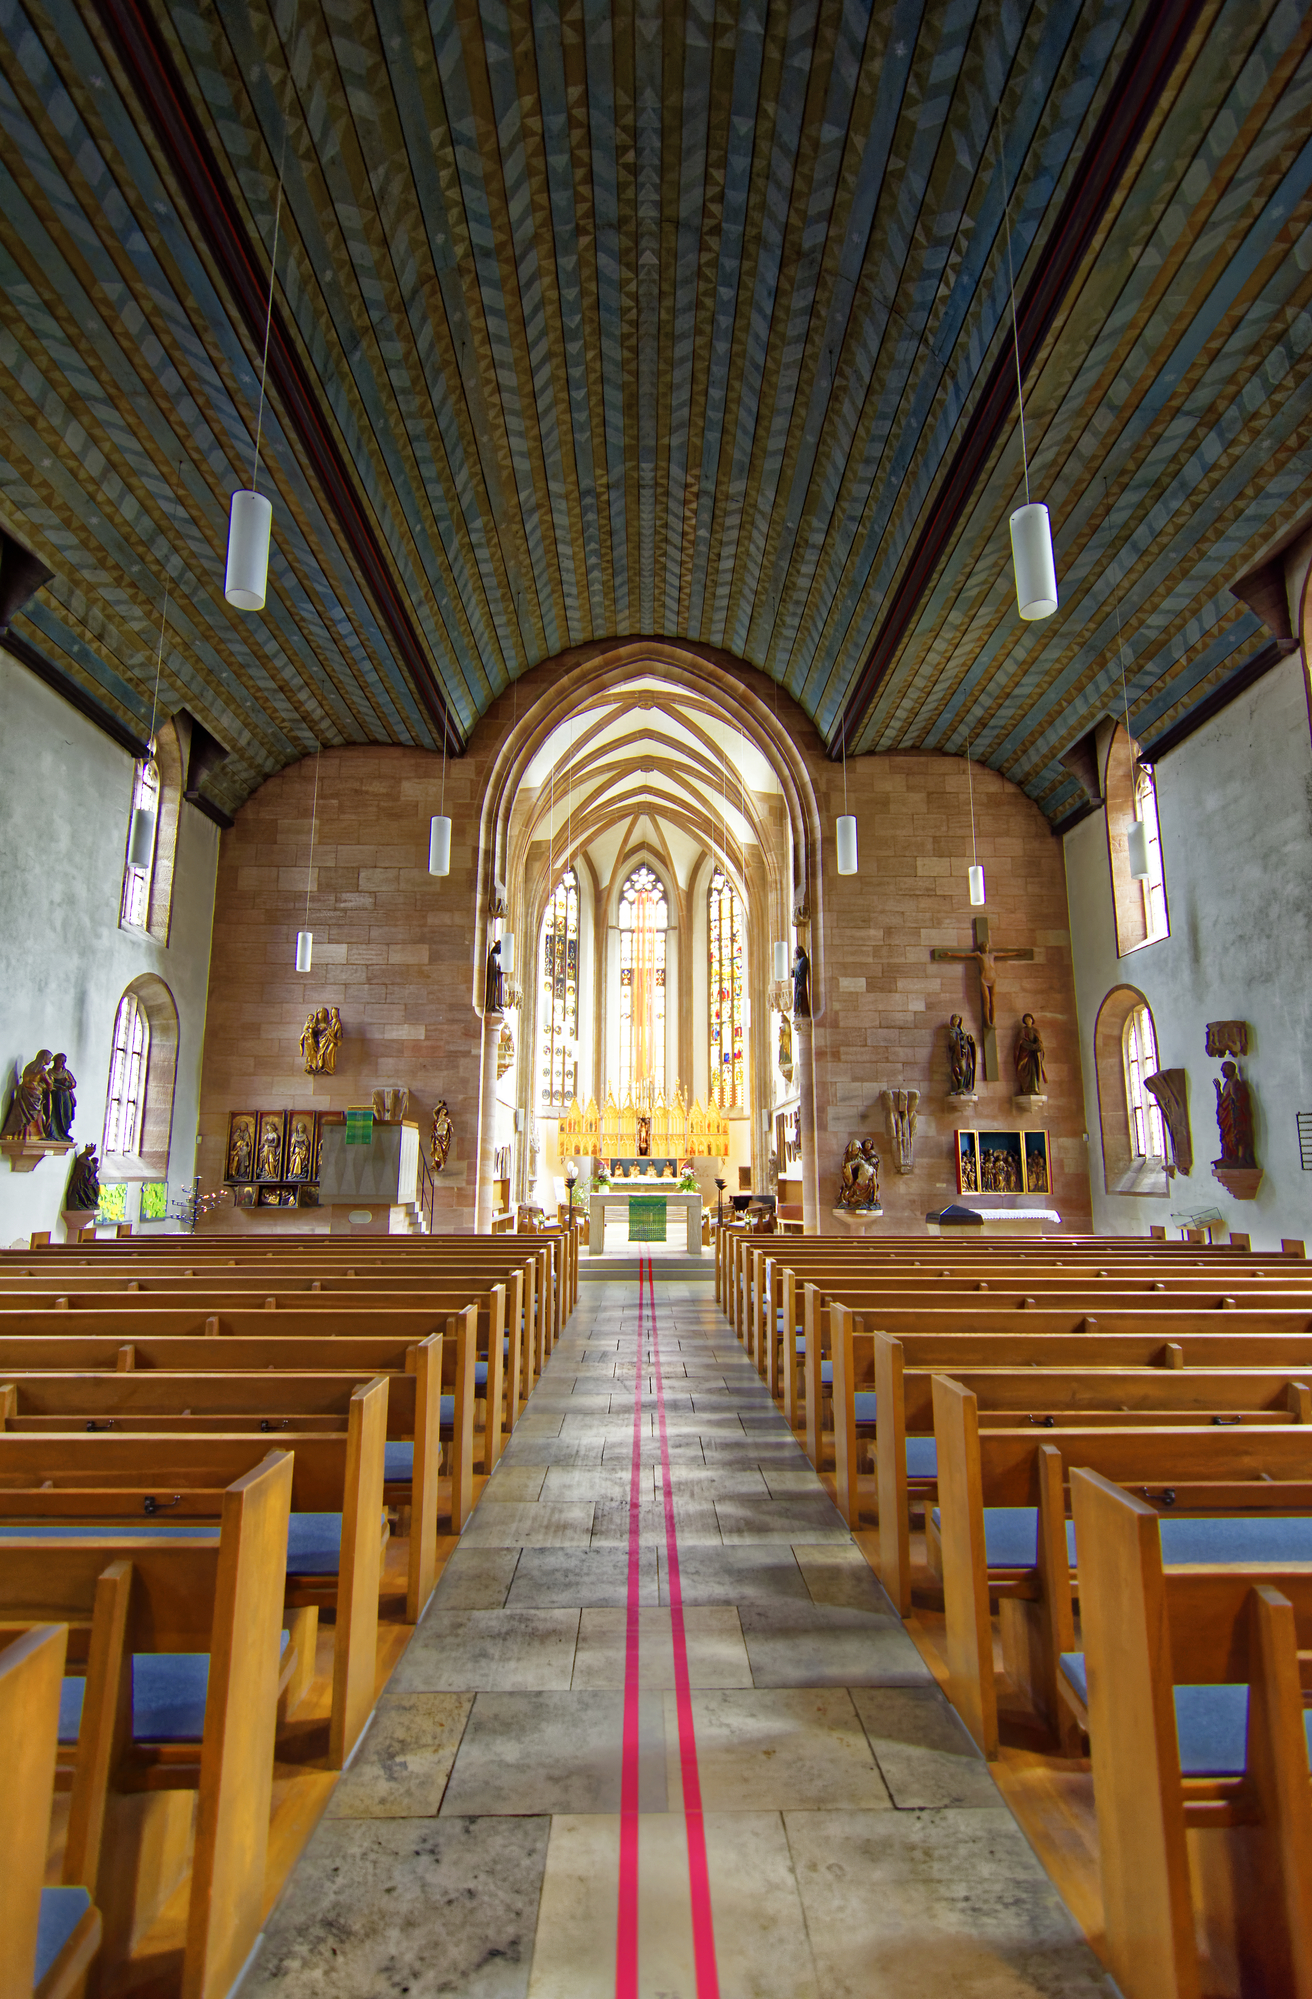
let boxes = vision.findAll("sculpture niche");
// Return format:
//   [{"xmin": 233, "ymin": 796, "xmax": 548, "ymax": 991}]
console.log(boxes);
[
  {"xmin": 300, "ymin": 1006, "xmax": 343, "ymax": 1076},
  {"xmin": 1211, "ymin": 1060, "xmax": 1262, "ymax": 1200},
  {"xmin": 837, "ymin": 1138, "xmax": 881, "ymax": 1213},
  {"xmin": 881, "ymin": 1089, "xmax": 920, "ymax": 1174},
  {"xmin": 946, "ymin": 1015, "xmax": 976, "ymax": 1098}
]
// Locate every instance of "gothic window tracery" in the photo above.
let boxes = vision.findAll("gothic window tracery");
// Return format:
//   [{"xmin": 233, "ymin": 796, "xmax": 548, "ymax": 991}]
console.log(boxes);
[
  {"xmin": 1124, "ymin": 1003, "xmax": 1166, "ymax": 1160},
  {"xmin": 618, "ymin": 864, "xmax": 667, "ymax": 1097},
  {"xmin": 708, "ymin": 866, "xmax": 745, "ymax": 1111},
  {"xmin": 539, "ymin": 867, "xmax": 579, "ymax": 1107},
  {"xmin": 104, "ymin": 992, "xmax": 148, "ymax": 1155}
]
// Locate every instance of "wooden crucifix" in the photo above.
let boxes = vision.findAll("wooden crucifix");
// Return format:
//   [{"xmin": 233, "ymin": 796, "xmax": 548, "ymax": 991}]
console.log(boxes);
[{"xmin": 931, "ymin": 916, "xmax": 1033, "ymax": 1082}]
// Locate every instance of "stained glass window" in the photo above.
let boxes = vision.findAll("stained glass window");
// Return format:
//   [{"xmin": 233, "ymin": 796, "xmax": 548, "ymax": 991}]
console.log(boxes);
[
  {"xmin": 618, "ymin": 865, "xmax": 667, "ymax": 1098},
  {"xmin": 708, "ymin": 867, "xmax": 745, "ymax": 1111},
  {"xmin": 104, "ymin": 992, "xmax": 148, "ymax": 1155},
  {"xmin": 1124, "ymin": 1004, "xmax": 1166, "ymax": 1159},
  {"xmin": 539, "ymin": 868, "xmax": 580, "ymax": 1106},
  {"xmin": 1134, "ymin": 763, "xmax": 1168, "ymax": 941}
]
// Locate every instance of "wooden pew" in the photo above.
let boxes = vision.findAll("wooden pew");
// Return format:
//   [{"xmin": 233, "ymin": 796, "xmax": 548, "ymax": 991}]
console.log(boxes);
[
  {"xmin": 0, "ymin": 1392, "xmax": 387, "ymax": 1771},
  {"xmin": 0, "ymin": 1622, "xmax": 102, "ymax": 1999},
  {"xmin": 929, "ymin": 1397, "xmax": 1312, "ymax": 1759},
  {"xmin": 1071, "ymin": 1467, "xmax": 1312, "ymax": 1999}
]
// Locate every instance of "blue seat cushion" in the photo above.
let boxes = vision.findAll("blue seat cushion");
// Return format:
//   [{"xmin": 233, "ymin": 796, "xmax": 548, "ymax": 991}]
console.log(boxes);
[
  {"xmin": 796, "ymin": 1336, "xmax": 806, "ymax": 1355},
  {"xmin": 820, "ymin": 1361, "xmax": 832, "ymax": 1387},
  {"xmin": 384, "ymin": 1441, "xmax": 414, "ymax": 1482},
  {"xmin": 905, "ymin": 1436, "xmax": 938, "ymax": 1477},
  {"xmin": 35, "ymin": 1887, "xmax": 92, "ymax": 1985},
  {"xmin": 1058, "ymin": 1655, "xmax": 1312, "ymax": 1775},
  {"xmin": 929, "ymin": 1506, "xmax": 1077, "ymax": 1569},
  {"xmin": 853, "ymin": 1393, "xmax": 878, "ymax": 1426},
  {"xmin": 0, "ymin": 1521, "xmax": 217, "ymax": 1540},
  {"xmin": 440, "ymin": 1393, "xmax": 455, "ymax": 1426},
  {"xmin": 59, "ymin": 1630, "xmax": 291, "ymax": 1745},
  {"xmin": 474, "ymin": 1360, "xmax": 488, "ymax": 1389},
  {"xmin": 1159, "ymin": 1516, "xmax": 1312, "ymax": 1563},
  {"xmin": 286, "ymin": 1512, "xmax": 343, "ymax": 1575}
]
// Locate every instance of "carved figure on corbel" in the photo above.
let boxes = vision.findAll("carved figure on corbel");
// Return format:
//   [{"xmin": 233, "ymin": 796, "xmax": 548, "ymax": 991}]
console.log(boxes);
[
  {"xmin": 881, "ymin": 1089, "xmax": 920, "ymax": 1174},
  {"xmin": 1144, "ymin": 1069, "xmax": 1192, "ymax": 1177}
]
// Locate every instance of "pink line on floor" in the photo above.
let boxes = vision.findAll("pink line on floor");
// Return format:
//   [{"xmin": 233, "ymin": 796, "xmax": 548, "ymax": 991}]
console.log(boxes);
[
  {"xmin": 614, "ymin": 1246, "xmax": 645, "ymax": 1998},
  {"xmin": 646, "ymin": 1254, "xmax": 721, "ymax": 1998}
]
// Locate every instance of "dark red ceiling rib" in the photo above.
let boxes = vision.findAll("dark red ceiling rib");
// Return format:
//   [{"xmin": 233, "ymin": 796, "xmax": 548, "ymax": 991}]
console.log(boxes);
[
  {"xmin": 832, "ymin": 0, "xmax": 1207, "ymax": 758},
  {"xmin": 91, "ymin": 0, "xmax": 464, "ymax": 757}
]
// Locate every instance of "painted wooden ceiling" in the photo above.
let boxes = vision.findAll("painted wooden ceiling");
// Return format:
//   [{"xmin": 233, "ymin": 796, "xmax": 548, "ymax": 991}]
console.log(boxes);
[{"xmin": 0, "ymin": 0, "xmax": 1308, "ymax": 819}]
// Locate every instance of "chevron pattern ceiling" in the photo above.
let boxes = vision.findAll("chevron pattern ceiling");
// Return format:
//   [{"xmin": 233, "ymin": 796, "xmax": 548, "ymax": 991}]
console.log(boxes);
[{"xmin": 0, "ymin": 0, "xmax": 1308, "ymax": 818}]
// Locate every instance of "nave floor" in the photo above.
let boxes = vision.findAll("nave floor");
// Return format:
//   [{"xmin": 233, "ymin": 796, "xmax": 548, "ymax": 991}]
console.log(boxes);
[{"xmin": 241, "ymin": 1274, "xmax": 1116, "ymax": 1998}]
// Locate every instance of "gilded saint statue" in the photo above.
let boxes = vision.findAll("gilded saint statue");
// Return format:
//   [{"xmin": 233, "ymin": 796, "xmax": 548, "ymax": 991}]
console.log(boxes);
[
  {"xmin": 430, "ymin": 1100, "xmax": 454, "ymax": 1174},
  {"xmin": 47, "ymin": 1054, "xmax": 76, "ymax": 1142},
  {"xmin": 257, "ymin": 1118, "xmax": 283, "ymax": 1181},
  {"xmin": 287, "ymin": 1119, "xmax": 312, "ymax": 1180},
  {"xmin": 228, "ymin": 1117, "xmax": 254, "ymax": 1182},
  {"xmin": 300, "ymin": 1005, "xmax": 342, "ymax": 1075},
  {"xmin": 1014, "ymin": 1014, "xmax": 1047, "ymax": 1096},
  {"xmin": 2, "ymin": 1050, "xmax": 52, "ymax": 1141},
  {"xmin": 837, "ymin": 1137, "xmax": 881, "ymax": 1212}
]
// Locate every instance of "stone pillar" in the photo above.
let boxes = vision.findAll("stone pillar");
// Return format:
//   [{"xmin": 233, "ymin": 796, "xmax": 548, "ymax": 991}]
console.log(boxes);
[
  {"xmin": 476, "ymin": 1009, "xmax": 505, "ymax": 1234},
  {"xmin": 794, "ymin": 1015, "xmax": 820, "ymax": 1233}
]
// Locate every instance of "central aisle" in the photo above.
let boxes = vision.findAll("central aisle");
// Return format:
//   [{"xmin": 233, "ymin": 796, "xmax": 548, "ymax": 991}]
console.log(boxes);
[{"xmin": 245, "ymin": 1271, "xmax": 1115, "ymax": 1998}]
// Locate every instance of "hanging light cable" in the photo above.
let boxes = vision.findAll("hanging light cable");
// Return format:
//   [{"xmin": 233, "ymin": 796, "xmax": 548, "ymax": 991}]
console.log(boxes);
[
  {"xmin": 428, "ymin": 674, "xmax": 451, "ymax": 874},
  {"xmin": 966, "ymin": 730, "xmax": 986, "ymax": 906},
  {"xmin": 999, "ymin": 126, "xmax": 1058, "ymax": 622},
  {"xmin": 771, "ymin": 668, "xmax": 788, "ymax": 982},
  {"xmin": 835, "ymin": 702, "xmax": 858, "ymax": 874},
  {"xmin": 1112, "ymin": 548, "xmax": 1151, "ymax": 880},
  {"xmin": 296, "ymin": 729, "xmax": 321, "ymax": 970},
  {"xmin": 130, "ymin": 463, "xmax": 183, "ymax": 868},
  {"xmin": 226, "ymin": 162, "xmax": 284, "ymax": 611}
]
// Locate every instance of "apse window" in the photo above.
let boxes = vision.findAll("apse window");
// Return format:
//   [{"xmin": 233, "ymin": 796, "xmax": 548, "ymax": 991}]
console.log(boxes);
[
  {"xmin": 120, "ymin": 757, "xmax": 159, "ymax": 930},
  {"xmin": 708, "ymin": 866, "xmax": 745, "ymax": 1111},
  {"xmin": 1133, "ymin": 762, "xmax": 1168, "ymax": 942},
  {"xmin": 103, "ymin": 991, "xmax": 148, "ymax": 1155},
  {"xmin": 540, "ymin": 867, "xmax": 580, "ymax": 1108},
  {"xmin": 1123, "ymin": 1004, "xmax": 1166, "ymax": 1161},
  {"xmin": 618, "ymin": 864, "xmax": 667, "ymax": 1098}
]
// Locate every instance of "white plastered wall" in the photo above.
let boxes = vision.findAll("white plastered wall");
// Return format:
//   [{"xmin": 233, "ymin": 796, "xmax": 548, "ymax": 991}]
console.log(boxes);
[
  {"xmin": 1064, "ymin": 649, "xmax": 1312, "ymax": 1248},
  {"xmin": 0, "ymin": 648, "xmax": 219, "ymax": 1242}
]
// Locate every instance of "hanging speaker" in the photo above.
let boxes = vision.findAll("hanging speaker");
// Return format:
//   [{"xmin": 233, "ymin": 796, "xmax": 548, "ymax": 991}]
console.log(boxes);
[
  {"xmin": 428, "ymin": 815, "xmax": 452, "ymax": 876},
  {"xmin": 1127, "ymin": 819, "xmax": 1150, "ymax": 881},
  {"xmin": 128, "ymin": 806, "xmax": 156, "ymax": 870},
  {"xmin": 1010, "ymin": 503, "xmax": 1058, "ymax": 620},
  {"xmin": 225, "ymin": 489, "xmax": 274, "ymax": 611},
  {"xmin": 295, "ymin": 930, "xmax": 313, "ymax": 972},
  {"xmin": 502, "ymin": 931, "xmax": 515, "ymax": 976},
  {"xmin": 968, "ymin": 865, "xmax": 986, "ymax": 907},
  {"xmin": 772, "ymin": 940, "xmax": 789, "ymax": 982},
  {"xmin": 836, "ymin": 814, "xmax": 858, "ymax": 876}
]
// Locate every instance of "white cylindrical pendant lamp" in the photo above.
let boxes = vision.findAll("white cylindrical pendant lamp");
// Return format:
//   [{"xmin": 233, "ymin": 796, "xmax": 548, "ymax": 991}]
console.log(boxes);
[
  {"xmin": 772, "ymin": 941, "xmax": 789, "ymax": 982},
  {"xmin": 1010, "ymin": 503, "xmax": 1058, "ymax": 621},
  {"xmin": 295, "ymin": 930, "xmax": 313, "ymax": 972},
  {"xmin": 836, "ymin": 814, "xmax": 858, "ymax": 876},
  {"xmin": 128, "ymin": 806, "xmax": 156, "ymax": 870},
  {"xmin": 1127, "ymin": 819, "xmax": 1150, "ymax": 881},
  {"xmin": 968, "ymin": 864, "xmax": 986, "ymax": 907},
  {"xmin": 502, "ymin": 931, "xmax": 515, "ymax": 976},
  {"xmin": 225, "ymin": 489, "xmax": 274, "ymax": 610},
  {"xmin": 428, "ymin": 815, "xmax": 451, "ymax": 876}
]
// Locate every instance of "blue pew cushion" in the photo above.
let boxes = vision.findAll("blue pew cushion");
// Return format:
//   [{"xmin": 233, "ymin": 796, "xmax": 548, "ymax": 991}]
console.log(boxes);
[
  {"xmin": 0, "ymin": 1522, "xmax": 217, "ymax": 1540},
  {"xmin": 474, "ymin": 1360, "xmax": 488, "ymax": 1389},
  {"xmin": 440, "ymin": 1394, "xmax": 455, "ymax": 1426},
  {"xmin": 930, "ymin": 1506, "xmax": 1077, "ymax": 1569},
  {"xmin": 796, "ymin": 1336, "xmax": 806, "ymax": 1355},
  {"xmin": 905, "ymin": 1436, "xmax": 938, "ymax": 1477},
  {"xmin": 287, "ymin": 1512, "xmax": 343, "ymax": 1575},
  {"xmin": 853, "ymin": 1393, "xmax": 878, "ymax": 1426},
  {"xmin": 1159, "ymin": 1516, "xmax": 1312, "ymax": 1564},
  {"xmin": 59, "ymin": 1630, "xmax": 291, "ymax": 1745},
  {"xmin": 35, "ymin": 1887, "xmax": 92, "ymax": 1985},
  {"xmin": 1058, "ymin": 1655, "xmax": 1312, "ymax": 1775},
  {"xmin": 384, "ymin": 1441, "xmax": 414, "ymax": 1482},
  {"xmin": 820, "ymin": 1361, "xmax": 832, "ymax": 1387}
]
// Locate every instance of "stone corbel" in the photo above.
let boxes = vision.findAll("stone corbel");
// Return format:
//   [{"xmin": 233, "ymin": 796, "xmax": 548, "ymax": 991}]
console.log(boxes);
[
  {"xmin": 881, "ymin": 1088, "xmax": 920, "ymax": 1174},
  {"xmin": 1144, "ymin": 1068, "xmax": 1192, "ymax": 1178}
]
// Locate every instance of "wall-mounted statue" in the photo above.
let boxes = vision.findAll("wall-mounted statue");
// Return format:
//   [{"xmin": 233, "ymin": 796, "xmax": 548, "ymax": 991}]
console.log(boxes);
[
  {"xmin": 947, "ymin": 1015, "xmax": 976, "ymax": 1096},
  {"xmin": 881, "ymin": 1089, "xmax": 920, "ymax": 1174},
  {"xmin": 777, "ymin": 1010, "xmax": 794, "ymax": 1084},
  {"xmin": 227, "ymin": 1115, "xmax": 254, "ymax": 1182},
  {"xmin": 496, "ymin": 1022, "xmax": 515, "ymax": 1079},
  {"xmin": 1, "ymin": 1050, "xmax": 52, "ymax": 1141},
  {"xmin": 1014, "ymin": 1014, "xmax": 1047, "ymax": 1098},
  {"xmin": 485, "ymin": 939, "xmax": 505, "ymax": 1013},
  {"xmin": 65, "ymin": 1143, "xmax": 100, "ymax": 1213},
  {"xmin": 1205, "ymin": 1021, "xmax": 1248, "ymax": 1059},
  {"xmin": 1145, "ymin": 1068, "xmax": 1192, "ymax": 1177},
  {"xmin": 837, "ymin": 1137, "xmax": 881, "ymax": 1212},
  {"xmin": 256, "ymin": 1115, "xmax": 283, "ymax": 1181},
  {"xmin": 792, "ymin": 943, "xmax": 811, "ymax": 1019},
  {"xmin": 300, "ymin": 1005, "xmax": 342, "ymax": 1075},
  {"xmin": 430, "ymin": 1100, "xmax": 454, "ymax": 1174},
  {"xmin": 46, "ymin": 1054, "xmax": 76, "ymax": 1142},
  {"xmin": 286, "ymin": 1119, "xmax": 313, "ymax": 1180},
  {"xmin": 1213, "ymin": 1061, "xmax": 1256, "ymax": 1168}
]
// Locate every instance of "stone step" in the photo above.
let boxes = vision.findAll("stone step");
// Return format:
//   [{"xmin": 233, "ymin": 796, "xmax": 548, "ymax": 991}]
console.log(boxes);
[{"xmin": 580, "ymin": 1254, "xmax": 713, "ymax": 1282}]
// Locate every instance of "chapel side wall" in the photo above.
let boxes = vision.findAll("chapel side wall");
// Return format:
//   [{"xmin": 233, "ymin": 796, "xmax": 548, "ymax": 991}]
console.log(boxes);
[
  {"xmin": 196, "ymin": 741, "xmax": 486, "ymax": 1228},
  {"xmin": 809, "ymin": 749, "xmax": 1092, "ymax": 1234},
  {"xmin": 1064, "ymin": 650, "xmax": 1312, "ymax": 1250},
  {"xmin": 0, "ymin": 646, "xmax": 219, "ymax": 1242}
]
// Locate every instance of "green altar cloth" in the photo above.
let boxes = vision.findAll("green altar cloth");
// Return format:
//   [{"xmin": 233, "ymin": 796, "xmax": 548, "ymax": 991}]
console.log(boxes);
[{"xmin": 627, "ymin": 1196, "xmax": 668, "ymax": 1242}]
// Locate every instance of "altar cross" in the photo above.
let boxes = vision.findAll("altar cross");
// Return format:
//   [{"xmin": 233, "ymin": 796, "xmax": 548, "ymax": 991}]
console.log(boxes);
[{"xmin": 931, "ymin": 917, "xmax": 1033, "ymax": 1082}]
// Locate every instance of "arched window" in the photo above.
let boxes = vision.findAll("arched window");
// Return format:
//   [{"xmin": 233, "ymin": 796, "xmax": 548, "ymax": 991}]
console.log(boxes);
[
  {"xmin": 539, "ymin": 867, "xmax": 580, "ymax": 1107},
  {"xmin": 1123, "ymin": 1003, "xmax": 1166, "ymax": 1159},
  {"xmin": 1134, "ymin": 762, "xmax": 1168, "ymax": 942},
  {"xmin": 103, "ymin": 992, "xmax": 148, "ymax": 1155},
  {"xmin": 618, "ymin": 864, "xmax": 667, "ymax": 1099},
  {"xmin": 708, "ymin": 866, "xmax": 745, "ymax": 1111},
  {"xmin": 120, "ymin": 758, "xmax": 159, "ymax": 930}
]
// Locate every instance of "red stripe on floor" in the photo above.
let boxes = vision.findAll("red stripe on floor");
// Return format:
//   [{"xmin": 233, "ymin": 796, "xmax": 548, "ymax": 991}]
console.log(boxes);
[
  {"xmin": 646, "ymin": 1254, "xmax": 721, "ymax": 1999},
  {"xmin": 614, "ymin": 1256, "xmax": 645, "ymax": 1997}
]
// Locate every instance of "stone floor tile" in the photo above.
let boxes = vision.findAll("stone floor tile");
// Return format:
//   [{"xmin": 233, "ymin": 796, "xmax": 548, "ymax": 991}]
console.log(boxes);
[
  {"xmin": 571, "ymin": 1606, "xmax": 752, "ymax": 1689},
  {"xmin": 794, "ymin": 1542, "xmax": 895, "ymax": 1611},
  {"xmin": 243, "ymin": 1814, "xmax": 550, "ymax": 1999},
  {"xmin": 689, "ymin": 1688, "xmax": 891, "ymax": 1812},
  {"xmin": 440, "ymin": 1689, "xmax": 667, "ymax": 1816},
  {"xmin": 326, "ymin": 1692, "xmax": 473, "ymax": 1818},
  {"xmin": 495, "ymin": 1438, "xmax": 607, "ymax": 1468},
  {"xmin": 459, "ymin": 1500, "xmax": 596, "ymax": 1547},
  {"xmin": 589, "ymin": 1496, "xmax": 723, "ymax": 1546},
  {"xmin": 737, "ymin": 1600, "xmax": 932, "ymax": 1688},
  {"xmin": 715, "ymin": 1494, "xmax": 850, "ymax": 1544},
  {"xmin": 660, "ymin": 1544, "xmax": 811, "ymax": 1605},
  {"xmin": 541, "ymin": 1464, "xmax": 651, "ymax": 1503},
  {"xmin": 505, "ymin": 1545, "xmax": 660, "ymax": 1608},
  {"xmin": 483, "ymin": 1464, "xmax": 548, "ymax": 1502},
  {"xmin": 851, "ymin": 1686, "xmax": 1005, "ymax": 1810},
  {"xmin": 784, "ymin": 1808, "xmax": 1118, "ymax": 1997},
  {"xmin": 430, "ymin": 1546, "xmax": 522, "ymax": 1610},
  {"xmin": 702, "ymin": 1812, "xmax": 821, "ymax": 1998},
  {"xmin": 389, "ymin": 1608, "xmax": 581, "ymax": 1692}
]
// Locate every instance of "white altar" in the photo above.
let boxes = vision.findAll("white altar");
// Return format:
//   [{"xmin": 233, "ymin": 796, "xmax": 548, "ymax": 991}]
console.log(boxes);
[{"xmin": 587, "ymin": 1185, "xmax": 703, "ymax": 1254}]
